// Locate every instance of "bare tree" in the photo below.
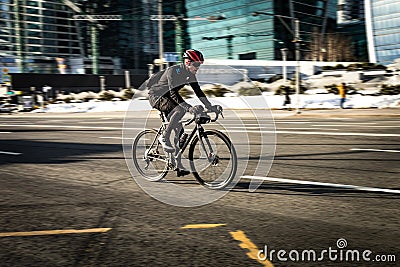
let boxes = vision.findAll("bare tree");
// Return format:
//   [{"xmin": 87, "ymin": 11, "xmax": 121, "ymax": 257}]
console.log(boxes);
[{"xmin": 306, "ymin": 31, "xmax": 354, "ymax": 62}]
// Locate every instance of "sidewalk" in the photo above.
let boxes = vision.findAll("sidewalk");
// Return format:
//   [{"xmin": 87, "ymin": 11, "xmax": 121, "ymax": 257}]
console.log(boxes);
[
  {"xmin": 271, "ymin": 107, "xmax": 400, "ymax": 118},
  {"xmin": 1, "ymin": 107, "xmax": 399, "ymax": 119}
]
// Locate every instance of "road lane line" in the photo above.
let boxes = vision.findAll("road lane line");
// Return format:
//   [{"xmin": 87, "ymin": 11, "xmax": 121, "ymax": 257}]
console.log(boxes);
[
  {"xmin": 3, "ymin": 124, "xmax": 398, "ymax": 137},
  {"xmin": 181, "ymin": 224, "xmax": 226, "ymax": 229},
  {"xmin": 0, "ymin": 124, "xmax": 142, "ymax": 130},
  {"xmin": 0, "ymin": 132, "xmax": 12, "ymax": 134},
  {"xmin": 0, "ymin": 228, "xmax": 112, "ymax": 237},
  {"xmin": 103, "ymin": 129, "xmax": 399, "ymax": 138},
  {"xmin": 100, "ymin": 137, "xmax": 133, "ymax": 140},
  {"xmin": 77, "ymin": 121, "xmax": 123, "ymax": 124},
  {"xmin": 351, "ymin": 148, "xmax": 400, "ymax": 153},
  {"xmin": 278, "ymin": 128, "xmax": 340, "ymax": 131},
  {"xmin": 275, "ymin": 122, "xmax": 310, "ymax": 124},
  {"xmin": 0, "ymin": 151, "xmax": 22, "ymax": 155},
  {"xmin": 241, "ymin": 176, "xmax": 400, "ymax": 194},
  {"xmin": 231, "ymin": 130, "xmax": 400, "ymax": 137},
  {"xmin": 230, "ymin": 230, "xmax": 274, "ymax": 267}
]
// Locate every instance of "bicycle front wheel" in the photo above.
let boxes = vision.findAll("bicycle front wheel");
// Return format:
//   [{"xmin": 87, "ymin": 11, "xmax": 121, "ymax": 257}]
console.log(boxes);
[
  {"xmin": 189, "ymin": 130, "xmax": 237, "ymax": 190},
  {"xmin": 132, "ymin": 129, "xmax": 168, "ymax": 181}
]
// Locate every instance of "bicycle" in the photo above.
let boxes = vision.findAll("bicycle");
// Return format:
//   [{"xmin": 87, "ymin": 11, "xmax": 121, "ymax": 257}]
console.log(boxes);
[{"xmin": 132, "ymin": 105, "xmax": 238, "ymax": 190}]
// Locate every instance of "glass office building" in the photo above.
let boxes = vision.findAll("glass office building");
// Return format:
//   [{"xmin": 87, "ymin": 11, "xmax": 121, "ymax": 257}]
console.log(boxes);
[
  {"xmin": 186, "ymin": 0, "xmax": 337, "ymax": 61},
  {"xmin": 365, "ymin": 0, "xmax": 400, "ymax": 65},
  {"xmin": 0, "ymin": 0, "xmax": 162, "ymax": 74},
  {"xmin": 337, "ymin": 0, "xmax": 368, "ymax": 61},
  {"xmin": 0, "ymin": 0, "xmax": 81, "ymax": 73}
]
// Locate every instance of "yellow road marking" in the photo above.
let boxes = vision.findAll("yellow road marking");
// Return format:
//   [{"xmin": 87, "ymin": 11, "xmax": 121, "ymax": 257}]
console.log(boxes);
[
  {"xmin": 230, "ymin": 230, "xmax": 274, "ymax": 267},
  {"xmin": 181, "ymin": 224, "xmax": 226, "ymax": 229},
  {"xmin": 0, "ymin": 228, "xmax": 112, "ymax": 237}
]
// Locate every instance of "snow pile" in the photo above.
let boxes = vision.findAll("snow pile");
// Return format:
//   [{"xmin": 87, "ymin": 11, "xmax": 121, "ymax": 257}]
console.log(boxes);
[{"xmin": 33, "ymin": 94, "xmax": 400, "ymax": 113}]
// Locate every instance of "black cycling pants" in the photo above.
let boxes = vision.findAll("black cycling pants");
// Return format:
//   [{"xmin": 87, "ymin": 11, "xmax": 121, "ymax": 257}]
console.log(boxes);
[{"xmin": 149, "ymin": 94, "xmax": 186, "ymax": 141}]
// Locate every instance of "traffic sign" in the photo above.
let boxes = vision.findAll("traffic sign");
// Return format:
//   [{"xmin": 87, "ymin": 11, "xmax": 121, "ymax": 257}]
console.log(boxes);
[{"xmin": 164, "ymin": 52, "xmax": 179, "ymax": 62}]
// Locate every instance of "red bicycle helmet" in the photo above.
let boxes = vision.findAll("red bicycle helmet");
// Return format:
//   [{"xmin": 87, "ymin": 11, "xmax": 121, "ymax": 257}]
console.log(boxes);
[{"xmin": 183, "ymin": 49, "xmax": 204, "ymax": 63}]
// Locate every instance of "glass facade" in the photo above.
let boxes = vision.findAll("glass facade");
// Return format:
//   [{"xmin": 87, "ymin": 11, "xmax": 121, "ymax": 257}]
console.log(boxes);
[
  {"xmin": 186, "ymin": 0, "xmax": 275, "ymax": 60},
  {"xmin": 365, "ymin": 0, "xmax": 400, "ymax": 65},
  {"xmin": 0, "ymin": 0, "xmax": 81, "ymax": 73},
  {"xmin": 0, "ymin": 0, "xmax": 164, "ymax": 73},
  {"xmin": 186, "ymin": 0, "xmax": 337, "ymax": 61},
  {"xmin": 73, "ymin": 0, "xmax": 186, "ymax": 73},
  {"xmin": 75, "ymin": 0, "xmax": 156, "ymax": 73},
  {"xmin": 337, "ymin": 0, "xmax": 368, "ymax": 61}
]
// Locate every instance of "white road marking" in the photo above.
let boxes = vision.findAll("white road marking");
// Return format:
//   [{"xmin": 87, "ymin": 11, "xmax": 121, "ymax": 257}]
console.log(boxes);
[
  {"xmin": 362, "ymin": 125, "xmax": 400, "ymax": 128},
  {"xmin": 0, "ymin": 151, "xmax": 22, "ymax": 155},
  {"xmin": 275, "ymin": 121, "xmax": 311, "ymax": 124},
  {"xmin": 278, "ymin": 127, "xmax": 340, "ymax": 131},
  {"xmin": 330, "ymin": 118, "xmax": 353, "ymax": 120},
  {"xmin": 241, "ymin": 176, "xmax": 400, "ymax": 194},
  {"xmin": 0, "ymin": 132, "xmax": 12, "ymax": 134},
  {"xmin": 230, "ymin": 129, "xmax": 400, "ymax": 137},
  {"xmin": 228, "ymin": 126, "xmax": 272, "ymax": 129},
  {"xmin": 77, "ymin": 121, "xmax": 123, "ymax": 124},
  {"xmin": 1, "ymin": 124, "xmax": 398, "ymax": 137},
  {"xmin": 351, "ymin": 148, "xmax": 400, "ymax": 153},
  {"xmin": 100, "ymin": 137, "xmax": 133, "ymax": 140},
  {"xmin": 312, "ymin": 124, "xmax": 370, "ymax": 127},
  {"xmin": 0, "ymin": 124, "xmax": 142, "ymax": 131}
]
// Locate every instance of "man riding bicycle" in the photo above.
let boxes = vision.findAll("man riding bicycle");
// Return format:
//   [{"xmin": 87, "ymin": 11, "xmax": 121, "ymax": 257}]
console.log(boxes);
[{"xmin": 147, "ymin": 49, "xmax": 221, "ymax": 177}]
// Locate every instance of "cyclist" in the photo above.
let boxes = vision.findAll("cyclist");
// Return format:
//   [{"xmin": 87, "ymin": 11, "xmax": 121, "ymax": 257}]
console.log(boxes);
[{"xmin": 147, "ymin": 49, "xmax": 220, "ymax": 176}]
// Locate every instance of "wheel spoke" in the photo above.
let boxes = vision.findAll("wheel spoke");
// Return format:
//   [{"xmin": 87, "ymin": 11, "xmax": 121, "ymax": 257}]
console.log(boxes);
[
  {"xmin": 189, "ymin": 130, "xmax": 237, "ymax": 189},
  {"xmin": 132, "ymin": 129, "xmax": 168, "ymax": 181}
]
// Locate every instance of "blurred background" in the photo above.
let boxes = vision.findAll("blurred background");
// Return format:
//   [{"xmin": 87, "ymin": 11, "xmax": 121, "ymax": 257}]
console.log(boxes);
[{"xmin": 1, "ymin": 0, "xmax": 400, "ymax": 108}]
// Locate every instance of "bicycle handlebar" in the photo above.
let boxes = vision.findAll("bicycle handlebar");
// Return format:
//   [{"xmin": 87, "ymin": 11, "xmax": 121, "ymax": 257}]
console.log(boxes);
[{"xmin": 182, "ymin": 108, "xmax": 222, "ymax": 126}]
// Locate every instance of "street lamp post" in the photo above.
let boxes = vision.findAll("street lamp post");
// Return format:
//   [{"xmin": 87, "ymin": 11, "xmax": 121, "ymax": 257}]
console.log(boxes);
[
  {"xmin": 294, "ymin": 19, "xmax": 301, "ymax": 114},
  {"xmin": 280, "ymin": 48, "xmax": 288, "ymax": 83},
  {"xmin": 158, "ymin": 0, "xmax": 164, "ymax": 70},
  {"xmin": 252, "ymin": 11, "xmax": 302, "ymax": 114},
  {"xmin": 150, "ymin": 14, "xmax": 225, "ymax": 65}
]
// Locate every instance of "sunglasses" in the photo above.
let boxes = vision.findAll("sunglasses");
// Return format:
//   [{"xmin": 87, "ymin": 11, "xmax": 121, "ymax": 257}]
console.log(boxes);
[{"xmin": 190, "ymin": 61, "xmax": 202, "ymax": 68}]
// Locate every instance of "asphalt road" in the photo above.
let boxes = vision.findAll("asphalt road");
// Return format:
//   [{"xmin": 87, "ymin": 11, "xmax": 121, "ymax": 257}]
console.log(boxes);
[{"xmin": 0, "ymin": 109, "xmax": 399, "ymax": 267}]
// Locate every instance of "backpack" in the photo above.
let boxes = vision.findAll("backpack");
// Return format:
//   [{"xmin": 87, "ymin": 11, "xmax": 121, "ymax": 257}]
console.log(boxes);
[{"xmin": 138, "ymin": 68, "xmax": 167, "ymax": 91}]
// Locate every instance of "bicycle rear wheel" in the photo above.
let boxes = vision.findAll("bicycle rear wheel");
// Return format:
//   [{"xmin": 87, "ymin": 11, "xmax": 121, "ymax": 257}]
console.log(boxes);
[
  {"xmin": 132, "ymin": 129, "xmax": 168, "ymax": 181},
  {"xmin": 189, "ymin": 130, "xmax": 237, "ymax": 189}
]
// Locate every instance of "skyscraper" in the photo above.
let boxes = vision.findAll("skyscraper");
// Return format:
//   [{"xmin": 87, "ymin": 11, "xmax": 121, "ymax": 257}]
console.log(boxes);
[
  {"xmin": 0, "ymin": 0, "xmax": 167, "ymax": 74},
  {"xmin": 186, "ymin": 0, "xmax": 337, "ymax": 61},
  {"xmin": 337, "ymin": 0, "xmax": 368, "ymax": 62},
  {"xmin": 75, "ymin": 0, "xmax": 155, "ymax": 73},
  {"xmin": 365, "ymin": 0, "xmax": 400, "ymax": 65},
  {"xmin": 0, "ymin": 0, "xmax": 81, "ymax": 73}
]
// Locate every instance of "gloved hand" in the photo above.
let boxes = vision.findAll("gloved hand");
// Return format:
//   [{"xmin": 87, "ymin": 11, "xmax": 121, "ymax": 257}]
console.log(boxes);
[
  {"xmin": 209, "ymin": 105, "xmax": 223, "ymax": 113},
  {"xmin": 189, "ymin": 105, "xmax": 204, "ymax": 114},
  {"xmin": 181, "ymin": 102, "xmax": 192, "ymax": 112}
]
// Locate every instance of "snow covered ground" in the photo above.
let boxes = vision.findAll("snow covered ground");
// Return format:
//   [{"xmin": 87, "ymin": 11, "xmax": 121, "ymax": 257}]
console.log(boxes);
[{"xmin": 34, "ymin": 94, "xmax": 400, "ymax": 113}]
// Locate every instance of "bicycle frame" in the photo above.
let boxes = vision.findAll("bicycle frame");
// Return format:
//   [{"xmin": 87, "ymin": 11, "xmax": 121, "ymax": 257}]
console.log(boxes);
[
  {"xmin": 153, "ymin": 111, "xmax": 218, "ymax": 169},
  {"xmin": 133, "ymin": 108, "xmax": 237, "ymax": 189}
]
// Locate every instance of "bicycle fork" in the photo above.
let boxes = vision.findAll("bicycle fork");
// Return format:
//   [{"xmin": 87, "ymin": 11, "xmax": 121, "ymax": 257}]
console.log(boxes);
[{"xmin": 197, "ymin": 127, "xmax": 219, "ymax": 166}]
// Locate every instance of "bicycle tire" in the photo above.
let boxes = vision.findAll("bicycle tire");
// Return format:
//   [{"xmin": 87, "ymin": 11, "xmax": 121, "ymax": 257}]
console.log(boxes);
[
  {"xmin": 188, "ymin": 130, "xmax": 237, "ymax": 190},
  {"xmin": 132, "ymin": 129, "xmax": 168, "ymax": 181}
]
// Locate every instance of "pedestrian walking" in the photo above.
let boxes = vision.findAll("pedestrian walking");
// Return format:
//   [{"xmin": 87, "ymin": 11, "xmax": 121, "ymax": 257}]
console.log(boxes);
[
  {"xmin": 283, "ymin": 86, "xmax": 292, "ymax": 110},
  {"xmin": 337, "ymin": 82, "xmax": 347, "ymax": 109}
]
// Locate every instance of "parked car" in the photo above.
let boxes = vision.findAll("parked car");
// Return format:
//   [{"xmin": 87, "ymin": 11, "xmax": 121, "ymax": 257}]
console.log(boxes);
[{"xmin": 0, "ymin": 103, "xmax": 18, "ymax": 113}]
